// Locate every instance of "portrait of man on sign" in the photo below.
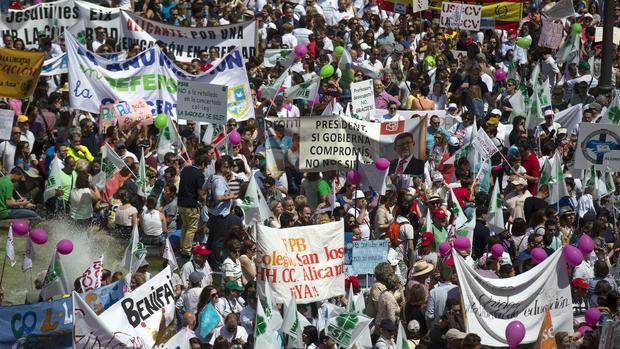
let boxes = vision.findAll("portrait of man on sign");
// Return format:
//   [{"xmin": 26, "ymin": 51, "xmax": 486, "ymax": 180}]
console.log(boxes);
[{"xmin": 389, "ymin": 132, "xmax": 425, "ymax": 177}]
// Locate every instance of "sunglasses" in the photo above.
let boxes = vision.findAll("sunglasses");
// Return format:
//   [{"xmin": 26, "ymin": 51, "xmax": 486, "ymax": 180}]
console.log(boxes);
[{"xmin": 211, "ymin": 292, "xmax": 218, "ymax": 297}]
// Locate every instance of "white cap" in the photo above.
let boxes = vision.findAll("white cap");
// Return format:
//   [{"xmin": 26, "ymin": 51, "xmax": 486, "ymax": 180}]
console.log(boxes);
[
  {"xmin": 583, "ymin": 13, "xmax": 593, "ymax": 19},
  {"xmin": 448, "ymin": 103, "xmax": 458, "ymax": 110},
  {"xmin": 360, "ymin": 43, "xmax": 371, "ymax": 51},
  {"xmin": 490, "ymin": 108, "xmax": 501, "ymax": 115},
  {"xmin": 353, "ymin": 190, "xmax": 366, "ymax": 200},
  {"xmin": 544, "ymin": 109, "xmax": 554, "ymax": 116},
  {"xmin": 408, "ymin": 320, "xmax": 421, "ymax": 334}
]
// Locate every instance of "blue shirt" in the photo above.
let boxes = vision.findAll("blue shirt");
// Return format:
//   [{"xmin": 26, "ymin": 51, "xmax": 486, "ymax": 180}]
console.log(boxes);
[
  {"xmin": 425, "ymin": 282, "xmax": 459, "ymax": 322},
  {"xmin": 207, "ymin": 174, "xmax": 231, "ymax": 216}
]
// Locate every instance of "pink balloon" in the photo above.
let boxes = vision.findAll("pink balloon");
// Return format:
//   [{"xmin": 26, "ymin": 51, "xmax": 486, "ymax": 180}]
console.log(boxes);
[
  {"xmin": 375, "ymin": 157, "xmax": 390, "ymax": 171},
  {"xmin": 578, "ymin": 234, "xmax": 594, "ymax": 254},
  {"xmin": 11, "ymin": 220, "xmax": 29, "ymax": 236},
  {"xmin": 438, "ymin": 241, "xmax": 451, "ymax": 256},
  {"xmin": 29, "ymin": 228, "xmax": 48, "ymax": 245},
  {"xmin": 564, "ymin": 245, "xmax": 583, "ymax": 267},
  {"xmin": 578, "ymin": 325, "xmax": 592, "ymax": 336},
  {"xmin": 495, "ymin": 69, "xmax": 507, "ymax": 81},
  {"xmin": 491, "ymin": 244, "xmax": 504, "ymax": 259},
  {"xmin": 505, "ymin": 320, "xmax": 526, "ymax": 348},
  {"xmin": 294, "ymin": 44, "xmax": 307, "ymax": 58},
  {"xmin": 346, "ymin": 170, "xmax": 362, "ymax": 185},
  {"xmin": 585, "ymin": 307, "xmax": 601, "ymax": 326},
  {"xmin": 531, "ymin": 247, "xmax": 548, "ymax": 264},
  {"xmin": 454, "ymin": 236, "xmax": 470, "ymax": 251},
  {"xmin": 56, "ymin": 239, "xmax": 74, "ymax": 255},
  {"xmin": 228, "ymin": 131, "xmax": 241, "ymax": 145}
]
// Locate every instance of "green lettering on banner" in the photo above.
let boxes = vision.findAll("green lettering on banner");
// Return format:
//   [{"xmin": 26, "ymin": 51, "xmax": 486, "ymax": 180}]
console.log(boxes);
[
  {"xmin": 143, "ymin": 74, "xmax": 156, "ymax": 90},
  {"xmin": 117, "ymin": 77, "xmax": 129, "ymax": 92}
]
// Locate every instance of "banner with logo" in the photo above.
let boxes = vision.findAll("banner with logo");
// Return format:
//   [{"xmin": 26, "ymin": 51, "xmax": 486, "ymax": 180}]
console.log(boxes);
[
  {"xmin": 453, "ymin": 248, "xmax": 572, "ymax": 347},
  {"xmin": 256, "ymin": 221, "xmax": 345, "ymax": 305},
  {"xmin": 574, "ymin": 123, "xmax": 620, "ymax": 171},
  {"xmin": 0, "ymin": 48, "xmax": 45, "ymax": 98},
  {"xmin": 0, "ymin": 0, "xmax": 121, "ymax": 48},
  {"xmin": 120, "ymin": 11, "xmax": 257, "ymax": 62},
  {"xmin": 97, "ymin": 267, "xmax": 175, "ymax": 348},
  {"xmin": 67, "ymin": 32, "xmax": 254, "ymax": 121},
  {"xmin": 0, "ymin": 280, "xmax": 125, "ymax": 349}
]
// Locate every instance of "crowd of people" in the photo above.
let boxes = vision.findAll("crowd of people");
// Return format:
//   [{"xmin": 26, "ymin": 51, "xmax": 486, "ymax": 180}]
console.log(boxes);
[{"xmin": 0, "ymin": 0, "xmax": 619, "ymax": 348}]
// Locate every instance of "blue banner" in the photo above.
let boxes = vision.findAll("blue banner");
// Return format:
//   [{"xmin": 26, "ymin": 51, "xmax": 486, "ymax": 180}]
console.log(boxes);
[
  {"xmin": 0, "ymin": 280, "xmax": 125, "ymax": 349},
  {"xmin": 351, "ymin": 240, "xmax": 389, "ymax": 275}
]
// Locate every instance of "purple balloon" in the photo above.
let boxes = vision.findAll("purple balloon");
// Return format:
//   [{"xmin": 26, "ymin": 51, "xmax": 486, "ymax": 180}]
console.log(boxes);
[
  {"xmin": 11, "ymin": 220, "xmax": 29, "ymax": 236},
  {"xmin": 228, "ymin": 131, "xmax": 241, "ymax": 145},
  {"xmin": 505, "ymin": 320, "xmax": 526, "ymax": 348},
  {"xmin": 375, "ymin": 157, "xmax": 390, "ymax": 171},
  {"xmin": 531, "ymin": 247, "xmax": 548, "ymax": 264},
  {"xmin": 578, "ymin": 234, "xmax": 594, "ymax": 254},
  {"xmin": 29, "ymin": 228, "xmax": 48, "ymax": 245},
  {"xmin": 564, "ymin": 245, "xmax": 583, "ymax": 267},
  {"xmin": 56, "ymin": 239, "xmax": 74, "ymax": 255},
  {"xmin": 454, "ymin": 236, "xmax": 471, "ymax": 251},
  {"xmin": 346, "ymin": 170, "xmax": 362, "ymax": 185},
  {"xmin": 578, "ymin": 325, "xmax": 592, "ymax": 336},
  {"xmin": 294, "ymin": 44, "xmax": 307, "ymax": 58},
  {"xmin": 495, "ymin": 69, "xmax": 507, "ymax": 81},
  {"xmin": 438, "ymin": 241, "xmax": 451, "ymax": 256},
  {"xmin": 491, "ymin": 244, "xmax": 504, "ymax": 258},
  {"xmin": 585, "ymin": 307, "xmax": 601, "ymax": 326}
]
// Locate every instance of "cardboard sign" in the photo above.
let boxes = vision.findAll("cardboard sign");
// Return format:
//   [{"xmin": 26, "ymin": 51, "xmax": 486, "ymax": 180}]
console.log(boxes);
[
  {"xmin": 440, "ymin": 2, "xmax": 482, "ymax": 31},
  {"xmin": 116, "ymin": 99, "xmax": 154, "ymax": 129},
  {"xmin": 0, "ymin": 109, "xmax": 15, "ymax": 140},
  {"xmin": 351, "ymin": 240, "xmax": 389, "ymax": 275},
  {"xmin": 351, "ymin": 79, "xmax": 375, "ymax": 121},
  {"xmin": 177, "ymin": 81, "xmax": 228, "ymax": 124}
]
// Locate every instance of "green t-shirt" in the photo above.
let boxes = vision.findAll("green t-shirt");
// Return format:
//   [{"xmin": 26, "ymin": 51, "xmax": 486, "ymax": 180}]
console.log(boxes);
[
  {"xmin": 0, "ymin": 176, "xmax": 13, "ymax": 219},
  {"xmin": 58, "ymin": 170, "xmax": 76, "ymax": 202},
  {"xmin": 317, "ymin": 179, "xmax": 331, "ymax": 199}
]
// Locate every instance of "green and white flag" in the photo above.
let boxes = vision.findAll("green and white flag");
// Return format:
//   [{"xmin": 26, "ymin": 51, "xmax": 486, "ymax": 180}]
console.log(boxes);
[
  {"xmin": 529, "ymin": 62, "xmax": 541, "ymax": 86},
  {"xmin": 396, "ymin": 321, "xmax": 410, "ymax": 349},
  {"xmin": 102, "ymin": 143, "xmax": 126, "ymax": 178},
  {"xmin": 586, "ymin": 165, "xmax": 613, "ymax": 199},
  {"xmin": 254, "ymin": 297, "xmax": 279, "ymax": 347},
  {"xmin": 556, "ymin": 33, "xmax": 579, "ymax": 65},
  {"xmin": 263, "ymin": 278, "xmax": 283, "ymax": 329},
  {"xmin": 43, "ymin": 155, "xmax": 64, "ymax": 202},
  {"xmin": 157, "ymin": 117, "xmax": 180, "ymax": 163},
  {"xmin": 260, "ymin": 69, "xmax": 290, "ymax": 101},
  {"xmin": 240, "ymin": 170, "xmax": 272, "ymax": 226},
  {"xmin": 526, "ymin": 85, "xmax": 543, "ymax": 130},
  {"xmin": 282, "ymin": 295, "xmax": 311, "ymax": 348},
  {"xmin": 488, "ymin": 178, "xmax": 505, "ymax": 234},
  {"xmin": 456, "ymin": 210, "xmax": 476, "ymax": 244},
  {"xmin": 538, "ymin": 78, "xmax": 552, "ymax": 108},
  {"xmin": 285, "ymin": 77, "xmax": 320, "ymax": 101},
  {"xmin": 540, "ymin": 152, "xmax": 569, "ymax": 204},
  {"xmin": 600, "ymin": 93, "xmax": 620, "ymax": 125},
  {"xmin": 263, "ymin": 49, "xmax": 295, "ymax": 68},
  {"xmin": 121, "ymin": 225, "xmax": 146, "ymax": 275},
  {"xmin": 40, "ymin": 251, "xmax": 70, "ymax": 300},
  {"xmin": 444, "ymin": 143, "xmax": 473, "ymax": 165},
  {"xmin": 508, "ymin": 88, "xmax": 527, "ymax": 119},
  {"xmin": 326, "ymin": 309, "xmax": 373, "ymax": 348},
  {"xmin": 449, "ymin": 188, "xmax": 468, "ymax": 229}
]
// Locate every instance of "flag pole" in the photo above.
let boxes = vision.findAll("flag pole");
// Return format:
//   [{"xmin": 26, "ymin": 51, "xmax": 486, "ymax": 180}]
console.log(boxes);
[{"xmin": 0, "ymin": 255, "xmax": 7, "ymax": 289}]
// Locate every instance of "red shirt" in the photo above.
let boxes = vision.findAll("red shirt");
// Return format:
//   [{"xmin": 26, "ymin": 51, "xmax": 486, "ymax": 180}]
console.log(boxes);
[
  {"xmin": 453, "ymin": 187, "xmax": 470, "ymax": 209},
  {"xmin": 521, "ymin": 152, "xmax": 541, "ymax": 195}
]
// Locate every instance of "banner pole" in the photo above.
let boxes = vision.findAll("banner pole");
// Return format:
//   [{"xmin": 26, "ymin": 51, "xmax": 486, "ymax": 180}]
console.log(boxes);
[{"xmin": 0, "ymin": 255, "xmax": 7, "ymax": 289}]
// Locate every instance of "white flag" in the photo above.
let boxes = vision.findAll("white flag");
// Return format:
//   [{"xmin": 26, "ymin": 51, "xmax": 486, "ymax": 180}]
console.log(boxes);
[
  {"xmin": 239, "ymin": 170, "xmax": 272, "ymax": 226},
  {"xmin": 542, "ymin": 0, "xmax": 576, "ymax": 20},
  {"xmin": 22, "ymin": 237, "xmax": 33, "ymax": 272},
  {"xmin": 137, "ymin": 148, "xmax": 147, "ymax": 197},
  {"xmin": 157, "ymin": 117, "xmax": 181, "ymax": 163},
  {"xmin": 263, "ymin": 278, "xmax": 283, "ymax": 330},
  {"xmin": 538, "ymin": 78, "xmax": 552, "ymax": 108},
  {"xmin": 43, "ymin": 155, "xmax": 63, "ymax": 202},
  {"xmin": 121, "ymin": 225, "xmax": 147, "ymax": 274},
  {"xmin": 254, "ymin": 297, "xmax": 279, "ymax": 347},
  {"xmin": 488, "ymin": 178, "xmax": 505, "ymax": 234},
  {"xmin": 102, "ymin": 143, "xmax": 126, "ymax": 178},
  {"xmin": 396, "ymin": 321, "xmax": 410, "ymax": 349},
  {"xmin": 473, "ymin": 127, "xmax": 499, "ymax": 161},
  {"xmin": 449, "ymin": 188, "xmax": 468, "ymax": 229},
  {"xmin": 80, "ymin": 255, "xmax": 104, "ymax": 292},
  {"xmin": 326, "ymin": 308, "xmax": 373, "ymax": 348},
  {"xmin": 554, "ymin": 104, "xmax": 582, "ymax": 135},
  {"xmin": 154, "ymin": 327, "xmax": 192, "ymax": 349},
  {"xmin": 285, "ymin": 77, "xmax": 320, "ymax": 101},
  {"xmin": 162, "ymin": 237, "xmax": 178, "ymax": 271},
  {"xmin": 260, "ymin": 69, "xmax": 290, "ymax": 100},
  {"xmin": 600, "ymin": 93, "xmax": 620, "ymax": 125},
  {"xmin": 282, "ymin": 294, "xmax": 310, "ymax": 348},
  {"xmin": 5, "ymin": 226, "xmax": 15, "ymax": 267},
  {"xmin": 508, "ymin": 89, "xmax": 527, "ymax": 117},
  {"xmin": 40, "ymin": 251, "xmax": 70, "ymax": 300},
  {"xmin": 556, "ymin": 33, "xmax": 580, "ymax": 65}
]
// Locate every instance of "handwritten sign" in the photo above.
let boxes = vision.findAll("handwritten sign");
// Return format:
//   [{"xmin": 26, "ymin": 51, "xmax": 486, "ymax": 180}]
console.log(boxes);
[
  {"xmin": 440, "ymin": 2, "xmax": 482, "ymax": 31},
  {"xmin": 0, "ymin": 109, "xmax": 15, "ymax": 140},
  {"xmin": 177, "ymin": 81, "xmax": 228, "ymax": 124},
  {"xmin": 117, "ymin": 99, "xmax": 154, "ymax": 129},
  {"xmin": 351, "ymin": 240, "xmax": 389, "ymax": 275},
  {"xmin": 539, "ymin": 18, "xmax": 564, "ymax": 49},
  {"xmin": 351, "ymin": 79, "xmax": 375, "ymax": 121}
]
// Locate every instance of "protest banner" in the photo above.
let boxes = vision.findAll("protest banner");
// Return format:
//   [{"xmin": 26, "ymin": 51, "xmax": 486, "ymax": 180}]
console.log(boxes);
[
  {"xmin": 440, "ymin": 2, "xmax": 482, "ymax": 31},
  {"xmin": 66, "ymin": 32, "xmax": 254, "ymax": 121},
  {"xmin": 412, "ymin": 0, "xmax": 429, "ymax": 13},
  {"xmin": 0, "ymin": 109, "xmax": 15, "ymax": 140},
  {"xmin": 453, "ymin": 248, "xmax": 572, "ymax": 346},
  {"xmin": 0, "ymin": 48, "xmax": 45, "ymax": 98},
  {"xmin": 97, "ymin": 267, "xmax": 175, "ymax": 348},
  {"xmin": 0, "ymin": 280, "xmax": 125, "ymax": 349},
  {"xmin": 116, "ymin": 99, "xmax": 154, "ymax": 129},
  {"xmin": 539, "ymin": 17, "xmax": 564, "ymax": 50},
  {"xmin": 351, "ymin": 240, "xmax": 389, "ymax": 275},
  {"xmin": 430, "ymin": 0, "xmax": 522, "ymax": 30},
  {"xmin": 177, "ymin": 81, "xmax": 228, "ymax": 124},
  {"xmin": 256, "ymin": 221, "xmax": 345, "ymax": 304},
  {"xmin": 542, "ymin": 0, "xmax": 576, "ymax": 20},
  {"xmin": 40, "ymin": 53, "xmax": 68, "ymax": 76},
  {"xmin": 450, "ymin": 50, "xmax": 467, "ymax": 62},
  {"xmin": 80, "ymin": 255, "xmax": 104, "ymax": 293},
  {"xmin": 120, "ymin": 11, "xmax": 257, "ymax": 62},
  {"xmin": 574, "ymin": 123, "xmax": 620, "ymax": 171},
  {"xmin": 595, "ymin": 27, "xmax": 620, "ymax": 46},
  {"xmin": 351, "ymin": 79, "xmax": 375, "ymax": 121},
  {"xmin": 473, "ymin": 127, "xmax": 499, "ymax": 161}
]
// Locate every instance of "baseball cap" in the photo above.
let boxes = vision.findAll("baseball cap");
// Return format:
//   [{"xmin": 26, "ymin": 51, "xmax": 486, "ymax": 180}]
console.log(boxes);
[
  {"xmin": 380, "ymin": 319, "xmax": 396, "ymax": 331},
  {"xmin": 582, "ymin": 13, "xmax": 593, "ymax": 19},
  {"xmin": 511, "ymin": 177, "xmax": 527, "ymax": 186},
  {"xmin": 444, "ymin": 328, "xmax": 467, "ymax": 340},
  {"xmin": 193, "ymin": 245, "xmax": 212, "ymax": 256},
  {"xmin": 353, "ymin": 190, "xmax": 366, "ymax": 200},
  {"xmin": 188, "ymin": 271, "xmax": 204, "ymax": 284},
  {"xmin": 571, "ymin": 278, "xmax": 589, "ymax": 289},
  {"xmin": 487, "ymin": 116, "xmax": 499, "ymax": 126},
  {"xmin": 490, "ymin": 109, "xmax": 501, "ymax": 116},
  {"xmin": 432, "ymin": 172, "xmax": 443, "ymax": 182},
  {"xmin": 544, "ymin": 109, "xmax": 554, "ymax": 117},
  {"xmin": 432, "ymin": 208, "xmax": 448, "ymax": 220},
  {"xmin": 578, "ymin": 61, "xmax": 590, "ymax": 70},
  {"xmin": 360, "ymin": 43, "xmax": 371, "ymax": 51},
  {"xmin": 394, "ymin": 43, "xmax": 404, "ymax": 53},
  {"xmin": 420, "ymin": 232, "xmax": 435, "ymax": 247},
  {"xmin": 408, "ymin": 320, "xmax": 421, "ymax": 334},
  {"xmin": 448, "ymin": 103, "xmax": 458, "ymax": 110},
  {"xmin": 427, "ymin": 193, "xmax": 442, "ymax": 202},
  {"xmin": 225, "ymin": 280, "xmax": 244, "ymax": 292},
  {"xmin": 17, "ymin": 114, "xmax": 28, "ymax": 123}
]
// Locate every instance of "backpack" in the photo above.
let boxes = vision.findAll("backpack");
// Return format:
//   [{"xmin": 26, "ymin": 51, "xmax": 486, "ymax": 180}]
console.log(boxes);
[{"xmin": 388, "ymin": 221, "xmax": 407, "ymax": 246}]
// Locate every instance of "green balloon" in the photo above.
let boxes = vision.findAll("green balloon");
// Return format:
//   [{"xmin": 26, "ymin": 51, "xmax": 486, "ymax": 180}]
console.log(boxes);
[
  {"xmin": 334, "ymin": 46, "xmax": 345, "ymax": 58},
  {"xmin": 515, "ymin": 37, "xmax": 532, "ymax": 49},
  {"xmin": 154, "ymin": 114, "xmax": 168, "ymax": 129},
  {"xmin": 320, "ymin": 64, "xmax": 335, "ymax": 79},
  {"xmin": 344, "ymin": 69, "xmax": 355, "ymax": 81},
  {"xmin": 571, "ymin": 23, "xmax": 582, "ymax": 34}
]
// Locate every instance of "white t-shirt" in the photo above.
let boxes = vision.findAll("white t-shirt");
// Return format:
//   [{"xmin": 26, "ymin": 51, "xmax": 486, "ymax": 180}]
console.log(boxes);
[
  {"xmin": 221, "ymin": 257, "xmax": 243, "ymax": 285},
  {"xmin": 347, "ymin": 207, "xmax": 371, "ymax": 240},
  {"xmin": 0, "ymin": 141, "xmax": 16, "ymax": 173},
  {"xmin": 208, "ymin": 325, "xmax": 248, "ymax": 345},
  {"xmin": 181, "ymin": 259, "xmax": 213, "ymax": 288},
  {"xmin": 239, "ymin": 305, "xmax": 256, "ymax": 335}
]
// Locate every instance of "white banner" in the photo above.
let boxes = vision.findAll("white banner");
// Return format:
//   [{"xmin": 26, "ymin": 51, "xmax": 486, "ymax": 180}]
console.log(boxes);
[
  {"xmin": 177, "ymin": 81, "xmax": 228, "ymax": 124},
  {"xmin": 80, "ymin": 255, "xmax": 104, "ymax": 292},
  {"xmin": 454, "ymin": 248, "xmax": 572, "ymax": 347},
  {"xmin": 473, "ymin": 127, "xmax": 499, "ymax": 161},
  {"xmin": 574, "ymin": 123, "xmax": 620, "ymax": 170},
  {"xmin": 120, "ymin": 12, "xmax": 257, "ymax": 62},
  {"xmin": 97, "ymin": 267, "xmax": 175, "ymax": 348},
  {"xmin": 40, "ymin": 54, "xmax": 68, "ymax": 76},
  {"xmin": 0, "ymin": 109, "xmax": 15, "ymax": 140},
  {"xmin": 256, "ymin": 221, "xmax": 345, "ymax": 304},
  {"xmin": 440, "ymin": 2, "xmax": 482, "ymax": 31},
  {"xmin": 66, "ymin": 32, "xmax": 254, "ymax": 121},
  {"xmin": 351, "ymin": 79, "xmax": 375, "ymax": 121},
  {"xmin": 412, "ymin": 0, "xmax": 429, "ymax": 13}
]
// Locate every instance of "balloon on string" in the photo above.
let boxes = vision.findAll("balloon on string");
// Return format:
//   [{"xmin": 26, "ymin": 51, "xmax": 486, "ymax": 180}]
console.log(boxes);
[
  {"xmin": 334, "ymin": 46, "xmax": 345, "ymax": 58},
  {"xmin": 346, "ymin": 170, "xmax": 362, "ymax": 185},
  {"xmin": 454, "ymin": 236, "xmax": 470, "ymax": 251},
  {"xmin": 294, "ymin": 44, "xmax": 307, "ymax": 58},
  {"xmin": 495, "ymin": 69, "xmax": 507, "ymax": 81},
  {"xmin": 491, "ymin": 244, "xmax": 504, "ymax": 258},
  {"xmin": 571, "ymin": 23, "xmax": 582, "ymax": 34},
  {"xmin": 154, "ymin": 114, "xmax": 168, "ymax": 129},
  {"xmin": 505, "ymin": 320, "xmax": 526, "ymax": 348},
  {"xmin": 375, "ymin": 158, "xmax": 390, "ymax": 171},
  {"xmin": 438, "ymin": 241, "xmax": 451, "ymax": 256},
  {"xmin": 228, "ymin": 131, "xmax": 241, "ymax": 145},
  {"xmin": 56, "ymin": 240, "xmax": 74, "ymax": 255},
  {"xmin": 320, "ymin": 64, "xmax": 335, "ymax": 79},
  {"xmin": 585, "ymin": 307, "xmax": 601, "ymax": 326},
  {"xmin": 578, "ymin": 325, "xmax": 592, "ymax": 336},
  {"xmin": 11, "ymin": 220, "xmax": 29, "ymax": 236},
  {"xmin": 578, "ymin": 234, "xmax": 594, "ymax": 254},
  {"xmin": 29, "ymin": 228, "xmax": 48, "ymax": 245},
  {"xmin": 563, "ymin": 245, "xmax": 583, "ymax": 267},
  {"xmin": 531, "ymin": 247, "xmax": 548, "ymax": 264},
  {"xmin": 515, "ymin": 37, "xmax": 532, "ymax": 48}
]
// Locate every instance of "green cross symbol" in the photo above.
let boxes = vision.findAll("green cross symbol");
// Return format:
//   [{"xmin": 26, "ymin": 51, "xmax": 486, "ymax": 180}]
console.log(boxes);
[
  {"xmin": 290, "ymin": 318, "xmax": 299, "ymax": 333},
  {"xmin": 255, "ymin": 314, "xmax": 267, "ymax": 336},
  {"xmin": 44, "ymin": 259, "xmax": 61, "ymax": 284},
  {"xmin": 335, "ymin": 313, "xmax": 358, "ymax": 331},
  {"xmin": 608, "ymin": 106, "xmax": 620, "ymax": 124}
]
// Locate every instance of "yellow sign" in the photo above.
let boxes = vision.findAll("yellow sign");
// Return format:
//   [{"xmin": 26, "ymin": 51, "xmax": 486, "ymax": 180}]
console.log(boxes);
[{"xmin": 0, "ymin": 48, "xmax": 45, "ymax": 99}]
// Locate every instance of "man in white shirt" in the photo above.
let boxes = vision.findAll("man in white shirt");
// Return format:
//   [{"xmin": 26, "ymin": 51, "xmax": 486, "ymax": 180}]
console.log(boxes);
[
  {"xmin": 215, "ymin": 280, "xmax": 245, "ymax": 318},
  {"xmin": 180, "ymin": 245, "xmax": 213, "ymax": 288},
  {"xmin": 535, "ymin": 109, "xmax": 561, "ymax": 140},
  {"xmin": 91, "ymin": 27, "xmax": 107, "ymax": 52},
  {"xmin": 0, "ymin": 127, "xmax": 20, "ymax": 173},
  {"xmin": 208, "ymin": 312, "xmax": 248, "ymax": 346},
  {"xmin": 176, "ymin": 271, "xmax": 204, "ymax": 314}
]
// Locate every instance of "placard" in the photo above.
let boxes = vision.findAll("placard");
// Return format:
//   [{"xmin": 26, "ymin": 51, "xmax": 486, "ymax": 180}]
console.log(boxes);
[
  {"xmin": 351, "ymin": 240, "xmax": 389, "ymax": 275},
  {"xmin": 440, "ymin": 2, "xmax": 482, "ymax": 31},
  {"xmin": 0, "ymin": 109, "xmax": 15, "ymax": 140},
  {"xmin": 574, "ymin": 123, "xmax": 620, "ymax": 171},
  {"xmin": 177, "ymin": 81, "xmax": 228, "ymax": 124},
  {"xmin": 351, "ymin": 79, "xmax": 375, "ymax": 121}
]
